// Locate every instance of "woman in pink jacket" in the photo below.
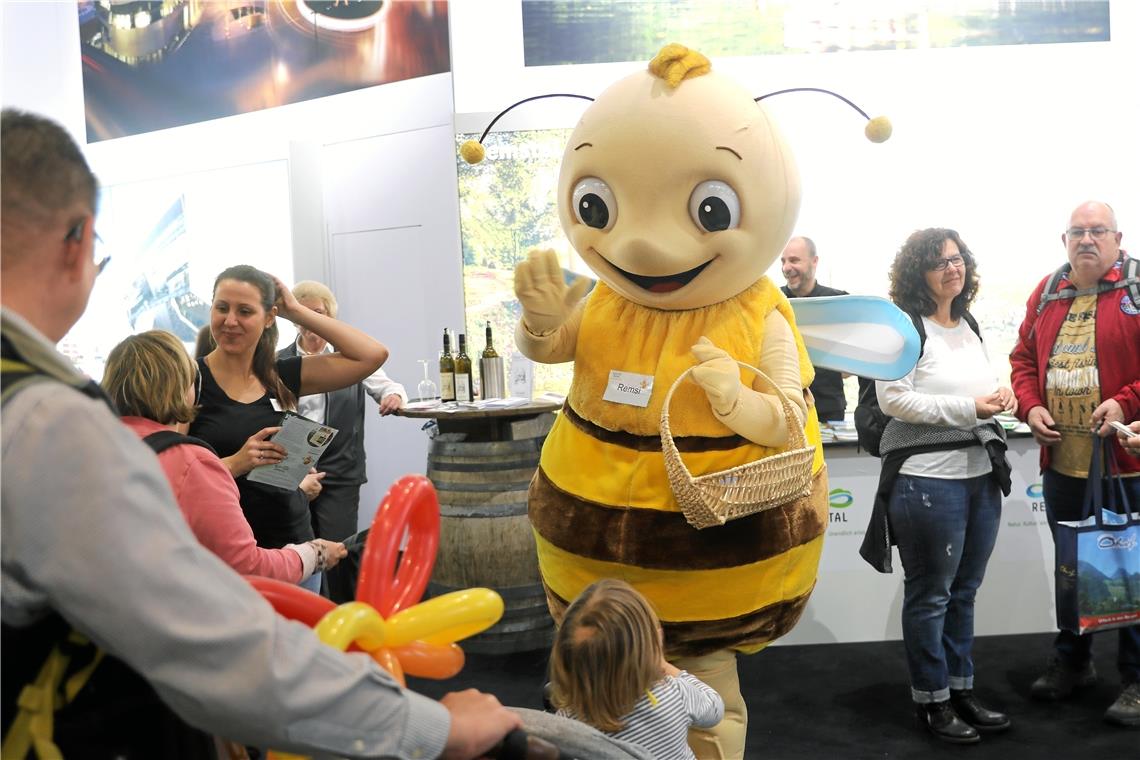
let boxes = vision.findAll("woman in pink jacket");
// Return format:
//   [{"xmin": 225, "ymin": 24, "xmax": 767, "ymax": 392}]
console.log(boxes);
[{"xmin": 102, "ymin": 330, "xmax": 346, "ymax": 583}]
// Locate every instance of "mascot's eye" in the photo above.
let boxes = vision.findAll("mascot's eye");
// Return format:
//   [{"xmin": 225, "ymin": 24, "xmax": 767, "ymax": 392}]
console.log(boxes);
[
  {"xmin": 571, "ymin": 177, "xmax": 616, "ymax": 231},
  {"xmin": 688, "ymin": 181, "xmax": 740, "ymax": 232}
]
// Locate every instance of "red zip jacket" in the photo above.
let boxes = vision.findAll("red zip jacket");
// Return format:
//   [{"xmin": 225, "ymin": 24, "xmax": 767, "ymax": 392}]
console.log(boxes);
[{"xmin": 1009, "ymin": 253, "xmax": 1140, "ymax": 475}]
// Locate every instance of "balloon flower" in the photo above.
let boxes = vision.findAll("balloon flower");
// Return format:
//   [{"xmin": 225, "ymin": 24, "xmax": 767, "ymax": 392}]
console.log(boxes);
[{"xmin": 246, "ymin": 475, "xmax": 503, "ymax": 758}]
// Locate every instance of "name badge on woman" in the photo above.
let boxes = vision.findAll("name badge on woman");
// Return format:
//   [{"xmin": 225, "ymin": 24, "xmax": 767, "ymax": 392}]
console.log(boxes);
[{"xmin": 602, "ymin": 370, "xmax": 654, "ymax": 408}]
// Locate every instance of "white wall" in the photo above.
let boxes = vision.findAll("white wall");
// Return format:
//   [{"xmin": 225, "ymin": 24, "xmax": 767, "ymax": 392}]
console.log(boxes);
[{"xmin": 1, "ymin": 0, "xmax": 463, "ymax": 530}]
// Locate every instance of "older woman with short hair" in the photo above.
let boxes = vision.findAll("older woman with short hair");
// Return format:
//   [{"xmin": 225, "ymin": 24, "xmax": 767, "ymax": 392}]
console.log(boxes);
[
  {"xmin": 862, "ymin": 228, "xmax": 1016, "ymax": 744},
  {"xmin": 103, "ymin": 329, "xmax": 346, "ymax": 584},
  {"xmin": 278, "ymin": 280, "xmax": 407, "ymax": 603}
]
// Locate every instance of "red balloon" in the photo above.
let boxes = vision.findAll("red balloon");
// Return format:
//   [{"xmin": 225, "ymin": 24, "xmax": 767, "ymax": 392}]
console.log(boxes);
[
  {"xmin": 357, "ymin": 475, "xmax": 440, "ymax": 617},
  {"xmin": 247, "ymin": 575, "xmax": 335, "ymax": 627}
]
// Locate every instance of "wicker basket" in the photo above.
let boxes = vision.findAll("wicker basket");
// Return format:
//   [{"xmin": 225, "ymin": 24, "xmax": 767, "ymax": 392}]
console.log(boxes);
[{"xmin": 661, "ymin": 361, "xmax": 815, "ymax": 530}]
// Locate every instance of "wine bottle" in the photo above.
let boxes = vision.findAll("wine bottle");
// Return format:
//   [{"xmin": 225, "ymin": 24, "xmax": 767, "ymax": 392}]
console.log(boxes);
[
  {"xmin": 482, "ymin": 320, "xmax": 498, "ymax": 359},
  {"xmin": 454, "ymin": 333, "xmax": 474, "ymax": 402},
  {"xmin": 439, "ymin": 329, "xmax": 456, "ymax": 402}
]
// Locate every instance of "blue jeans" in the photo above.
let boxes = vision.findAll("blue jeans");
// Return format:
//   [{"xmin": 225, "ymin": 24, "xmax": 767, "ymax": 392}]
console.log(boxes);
[
  {"xmin": 300, "ymin": 571, "xmax": 323, "ymax": 595},
  {"xmin": 889, "ymin": 473, "xmax": 1002, "ymax": 703},
  {"xmin": 1042, "ymin": 468, "xmax": 1140, "ymax": 684}
]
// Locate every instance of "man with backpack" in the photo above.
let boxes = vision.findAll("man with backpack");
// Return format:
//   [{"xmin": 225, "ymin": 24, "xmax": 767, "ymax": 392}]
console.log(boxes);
[
  {"xmin": 1, "ymin": 108, "xmax": 520, "ymax": 757},
  {"xmin": 1009, "ymin": 200, "xmax": 1140, "ymax": 727}
]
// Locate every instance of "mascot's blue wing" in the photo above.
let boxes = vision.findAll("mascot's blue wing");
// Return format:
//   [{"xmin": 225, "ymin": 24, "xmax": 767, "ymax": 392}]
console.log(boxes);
[
  {"xmin": 789, "ymin": 295, "xmax": 920, "ymax": 381},
  {"xmin": 554, "ymin": 272, "xmax": 917, "ymax": 381}
]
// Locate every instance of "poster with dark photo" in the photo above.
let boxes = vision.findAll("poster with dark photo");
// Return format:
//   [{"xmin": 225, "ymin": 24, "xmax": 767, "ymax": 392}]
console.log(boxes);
[
  {"xmin": 522, "ymin": 0, "xmax": 1111, "ymax": 66},
  {"xmin": 78, "ymin": 0, "xmax": 451, "ymax": 142}
]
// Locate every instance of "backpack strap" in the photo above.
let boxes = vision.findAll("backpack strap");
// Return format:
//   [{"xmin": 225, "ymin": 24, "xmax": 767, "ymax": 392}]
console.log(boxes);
[
  {"xmin": 2, "ymin": 625, "xmax": 104, "ymax": 760},
  {"xmin": 142, "ymin": 430, "xmax": 217, "ymax": 457},
  {"xmin": 1037, "ymin": 255, "xmax": 1140, "ymax": 313},
  {"xmin": 903, "ymin": 309, "xmax": 982, "ymax": 360},
  {"xmin": 907, "ymin": 311, "xmax": 927, "ymax": 357},
  {"xmin": 962, "ymin": 311, "xmax": 982, "ymax": 340},
  {"xmin": 1, "ymin": 334, "xmax": 115, "ymax": 412}
]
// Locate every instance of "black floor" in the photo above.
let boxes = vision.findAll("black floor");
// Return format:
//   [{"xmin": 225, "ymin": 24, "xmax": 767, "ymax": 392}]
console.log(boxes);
[{"xmin": 408, "ymin": 632, "xmax": 1137, "ymax": 759}]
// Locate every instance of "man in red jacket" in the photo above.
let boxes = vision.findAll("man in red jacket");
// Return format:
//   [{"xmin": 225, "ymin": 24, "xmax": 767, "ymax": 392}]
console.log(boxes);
[{"xmin": 1009, "ymin": 200, "xmax": 1140, "ymax": 728}]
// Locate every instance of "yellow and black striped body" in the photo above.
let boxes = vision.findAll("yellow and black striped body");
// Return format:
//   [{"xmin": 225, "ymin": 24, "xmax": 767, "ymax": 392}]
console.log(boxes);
[{"xmin": 530, "ymin": 278, "xmax": 828, "ymax": 658}]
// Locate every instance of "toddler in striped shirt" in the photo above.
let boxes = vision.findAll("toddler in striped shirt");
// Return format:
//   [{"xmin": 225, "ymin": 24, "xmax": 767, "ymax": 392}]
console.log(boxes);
[{"xmin": 549, "ymin": 578, "xmax": 725, "ymax": 759}]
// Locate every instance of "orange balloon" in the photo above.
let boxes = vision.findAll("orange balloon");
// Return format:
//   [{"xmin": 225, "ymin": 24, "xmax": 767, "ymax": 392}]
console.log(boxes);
[
  {"xmin": 392, "ymin": 640, "xmax": 465, "ymax": 680},
  {"xmin": 371, "ymin": 647, "xmax": 405, "ymax": 686}
]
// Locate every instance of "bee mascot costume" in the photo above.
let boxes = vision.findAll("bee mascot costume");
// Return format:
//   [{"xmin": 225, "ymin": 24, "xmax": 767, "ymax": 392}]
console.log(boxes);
[{"xmin": 463, "ymin": 43, "xmax": 891, "ymax": 759}]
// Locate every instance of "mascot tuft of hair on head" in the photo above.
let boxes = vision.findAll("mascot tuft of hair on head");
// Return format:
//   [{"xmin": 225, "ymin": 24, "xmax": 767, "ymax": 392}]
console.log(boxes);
[{"xmin": 465, "ymin": 43, "xmax": 897, "ymax": 757}]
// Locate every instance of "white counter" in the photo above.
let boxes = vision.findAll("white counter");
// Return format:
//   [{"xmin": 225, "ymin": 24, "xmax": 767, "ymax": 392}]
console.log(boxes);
[{"xmin": 778, "ymin": 435, "xmax": 1056, "ymax": 645}]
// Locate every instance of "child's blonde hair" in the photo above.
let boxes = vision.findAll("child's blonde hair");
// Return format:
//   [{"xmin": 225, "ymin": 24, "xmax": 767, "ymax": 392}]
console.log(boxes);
[{"xmin": 548, "ymin": 578, "xmax": 664, "ymax": 732}]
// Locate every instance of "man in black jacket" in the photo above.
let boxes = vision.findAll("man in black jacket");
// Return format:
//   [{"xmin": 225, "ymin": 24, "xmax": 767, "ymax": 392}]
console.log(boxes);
[{"xmin": 780, "ymin": 236, "xmax": 849, "ymax": 421}]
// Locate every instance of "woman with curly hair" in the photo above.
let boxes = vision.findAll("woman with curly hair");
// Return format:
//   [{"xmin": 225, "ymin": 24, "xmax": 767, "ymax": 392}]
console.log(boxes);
[{"xmin": 872, "ymin": 228, "xmax": 1017, "ymax": 744}]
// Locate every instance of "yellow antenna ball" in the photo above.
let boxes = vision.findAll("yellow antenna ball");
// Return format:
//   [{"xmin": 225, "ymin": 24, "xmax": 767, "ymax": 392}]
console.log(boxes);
[
  {"xmin": 460, "ymin": 139, "xmax": 486, "ymax": 164},
  {"xmin": 865, "ymin": 116, "xmax": 892, "ymax": 143}
]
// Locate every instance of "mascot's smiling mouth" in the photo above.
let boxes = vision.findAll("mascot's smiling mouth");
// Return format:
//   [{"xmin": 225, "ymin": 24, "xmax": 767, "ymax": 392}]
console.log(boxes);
[{"xmin": 603, "ymin": 256, "xmax": 715, "ymax": 293}]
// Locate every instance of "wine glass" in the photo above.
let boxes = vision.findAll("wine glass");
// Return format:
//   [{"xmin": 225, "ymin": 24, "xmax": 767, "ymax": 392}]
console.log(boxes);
[{"xmin": 416, "ymin": 360, "xmax": 438, "ymax": 402}]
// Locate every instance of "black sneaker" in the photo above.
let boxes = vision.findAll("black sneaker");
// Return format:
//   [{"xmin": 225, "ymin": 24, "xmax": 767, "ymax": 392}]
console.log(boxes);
[
  {"xmin": 1030, "ymin": 656, "xmax": 1097, "ymax": 701},
  {"xmin": 1104, "ymin": 682, "xmax": 1140, "ymax": 728},
  {"xmin": 916, "ymin": 701, "xmax": 980, "ymax": 744},
  {"xmin": 950, "ymin": 689, "xmax": 1011, "ymax": 733}
]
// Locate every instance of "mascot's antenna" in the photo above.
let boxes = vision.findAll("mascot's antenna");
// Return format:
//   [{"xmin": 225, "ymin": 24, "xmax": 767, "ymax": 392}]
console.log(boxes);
[
  {"xmin": 755, "ymin": 87, "xmax": 892, "ymax": 143},
  {"xmin": 460, "ymin": 93, "xmax": 595, "ymax": 165}
]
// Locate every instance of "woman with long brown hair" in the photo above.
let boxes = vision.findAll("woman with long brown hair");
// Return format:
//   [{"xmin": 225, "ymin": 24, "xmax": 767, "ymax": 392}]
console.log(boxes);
[{"xmin": 189, "ymin": 266, "xmax": 386, "ymax": 589}]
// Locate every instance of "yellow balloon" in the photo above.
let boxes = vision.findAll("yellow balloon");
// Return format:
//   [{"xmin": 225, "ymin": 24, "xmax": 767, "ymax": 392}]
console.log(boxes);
[
  {"xmin": 314, "ymin": 602, "xmax": 388, "ymax": 651},
  {"xmin": 385, "ymin": 589, "xmax": 504, "ymax": 646}
]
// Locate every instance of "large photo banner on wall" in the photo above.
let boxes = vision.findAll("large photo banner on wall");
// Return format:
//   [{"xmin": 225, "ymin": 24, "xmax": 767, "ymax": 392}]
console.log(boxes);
[
  {"xmin": 77, "ymin": 0, "xmax": 451, "ymax": 142},
  {"xmin": 62, "ymin": 160, "xmax": 294, "ymax": 381},
  {"xmin": 521, "ymin": 0, "xmax": 1111, "ymax": 66}
]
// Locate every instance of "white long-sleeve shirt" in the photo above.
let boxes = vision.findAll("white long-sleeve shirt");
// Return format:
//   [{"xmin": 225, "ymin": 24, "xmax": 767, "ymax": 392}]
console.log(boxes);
[
  {"xmin": 293, "ymin": 338, "xmax": 408, "ymax": 424},
  {"xmin": 875, "ymin": 316, "xmax": 999, "ymax": 479}
]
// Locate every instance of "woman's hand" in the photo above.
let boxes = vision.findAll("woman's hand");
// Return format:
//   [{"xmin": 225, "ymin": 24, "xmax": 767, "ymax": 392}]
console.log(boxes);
[
  {"xmin": 300, "ymin": 469, "xmax": 326, "ymax": 501},
  {"xmin": 312, "ymin": 539, "xmax": 347, "ymax": 570},
  {"xmin": 224, "ymin": 426, "xmax": 286, "ymax": 476},
  {"xmin": 268, "ymin": 274, "xmax": 303, "ymax": 322},
  {"xmin": 993, "ymin": 386, "xmax": 1018, "ymax": 415},
  {"xmin": 973, "ymin": 393, "xmax": 1003, "ymax": 420}
]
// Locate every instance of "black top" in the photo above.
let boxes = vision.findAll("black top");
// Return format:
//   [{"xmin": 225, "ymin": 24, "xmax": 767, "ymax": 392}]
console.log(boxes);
[
  {"xmin": 780, "ymin": 282, "xmax": 849, "ymax": 421},
  {"xmin": 189, "ymin": 355, "xmax": 313, "ymax": 548}
]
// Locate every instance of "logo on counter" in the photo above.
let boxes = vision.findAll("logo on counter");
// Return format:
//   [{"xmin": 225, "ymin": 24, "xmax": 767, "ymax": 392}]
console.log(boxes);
[
  {"xmin": 828, "ymin": 488, "xmax": 853, "ymax": 524},
  {"xmin": 829, "ymin": 488, "xmax": 854, "ymax": 508}
]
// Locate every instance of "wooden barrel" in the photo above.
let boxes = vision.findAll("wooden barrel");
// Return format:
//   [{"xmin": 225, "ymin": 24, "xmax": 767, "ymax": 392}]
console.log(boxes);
[{"xmin": 426, "ymin": 434, "xmax": 554, "ymax": 654}]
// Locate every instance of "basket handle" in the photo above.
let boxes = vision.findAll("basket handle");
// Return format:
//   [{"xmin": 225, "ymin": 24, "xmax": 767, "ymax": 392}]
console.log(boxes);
[{"xmin": 660, "ymin": 360, "xmax": 809, "ymax": 451}]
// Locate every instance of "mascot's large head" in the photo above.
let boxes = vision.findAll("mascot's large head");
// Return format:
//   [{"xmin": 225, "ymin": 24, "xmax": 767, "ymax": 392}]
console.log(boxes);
[
  {"xmin": 557, "ymin": 45, "xmax": 800, "ymax": 311},
  {"xmin": 462, "ymin": 43, "xmax": 889, "ymax": 311}
]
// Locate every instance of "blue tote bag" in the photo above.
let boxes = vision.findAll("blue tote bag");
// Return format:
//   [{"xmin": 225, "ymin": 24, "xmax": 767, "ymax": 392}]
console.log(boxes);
[{"xmin": 1055, "ymin": 437, "xmax": 1140, "ymax": 635}]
